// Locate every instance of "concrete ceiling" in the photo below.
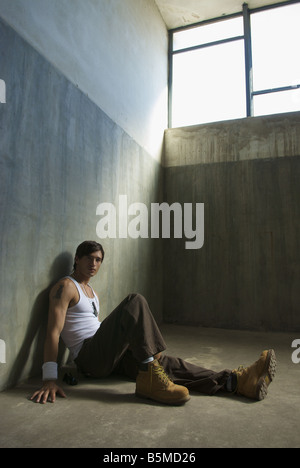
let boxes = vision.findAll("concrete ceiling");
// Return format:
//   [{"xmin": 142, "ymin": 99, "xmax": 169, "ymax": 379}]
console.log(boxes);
[{"xmin": 154, "ymin": 0, "xmax": 293, "ymax": 29}]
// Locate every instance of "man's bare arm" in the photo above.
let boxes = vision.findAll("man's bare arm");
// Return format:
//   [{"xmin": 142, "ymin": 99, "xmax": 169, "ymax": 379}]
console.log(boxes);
[{"xmin": 31, "ymin": 279, "xmax": 76, "ymax": 403}]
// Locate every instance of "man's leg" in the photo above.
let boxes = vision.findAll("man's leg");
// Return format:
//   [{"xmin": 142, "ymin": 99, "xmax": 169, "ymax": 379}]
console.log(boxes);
[
  {"xmin": 160, "ymin": 355, "xmax": 231, "ymax": 395},
  {"xmin": 75, "ymin": 293, "xmax": 166, "ymax": 377},
  {"xmin": 75, "ymin": 293, "xmax": 190, "ymax": 405},
  {"xmin": 161, "ymin": 350, "xmax": 277, "ymax": 401},
  {"xmin": 114, "ymin": 352, "xmax": 231, "ymax": 396},
  {"xmin": 75, "ymin": 294, "xmax": 276, "ymax": 403},
  {"xmin": 114, "ymin": 350, "xmax": 276, "ymax": 400}
]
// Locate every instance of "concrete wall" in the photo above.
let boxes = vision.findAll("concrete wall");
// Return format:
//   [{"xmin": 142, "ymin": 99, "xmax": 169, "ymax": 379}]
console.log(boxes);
[
  {"xmin": 163, "ymin": 113, "xmax": 300, "ymax": 332},
  {"xmin": 0, "ymin": 1, "xmax": 167, "ymax": 391},
  {"xmin": 0, "ymin": 0, "xmax": 168, "ymax": 160}
]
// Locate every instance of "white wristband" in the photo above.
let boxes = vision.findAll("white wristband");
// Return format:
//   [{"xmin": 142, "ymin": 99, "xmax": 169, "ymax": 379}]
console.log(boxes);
[{"xmin": 42, "ymin": 362, "xmax": 58, "ymax": 381}]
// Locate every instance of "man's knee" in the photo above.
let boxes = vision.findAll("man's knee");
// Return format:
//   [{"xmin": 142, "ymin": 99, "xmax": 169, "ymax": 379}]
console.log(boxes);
[
  {"xmin": 127, "ymin": 293, "xmax": 147, "ymax": 305},
  {"xmin": 125, "ymin": 294, "xmax": 151, "ymax": 317}
]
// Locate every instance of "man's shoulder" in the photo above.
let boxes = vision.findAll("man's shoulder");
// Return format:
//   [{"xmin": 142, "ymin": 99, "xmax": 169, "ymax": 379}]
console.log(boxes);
[{"xmin": 49, "ymin": 276, "xmax": 77, "ymax": 300}]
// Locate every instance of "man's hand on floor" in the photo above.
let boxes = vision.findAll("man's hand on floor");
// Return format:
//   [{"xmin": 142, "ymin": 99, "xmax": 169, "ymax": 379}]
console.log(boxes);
[{"xmin": 30, "ymin": 380, "xmax": 66, "ymax": 404}]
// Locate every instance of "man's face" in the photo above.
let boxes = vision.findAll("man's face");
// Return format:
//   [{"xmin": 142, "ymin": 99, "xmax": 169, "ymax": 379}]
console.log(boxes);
[{"xmin": 75, "ymin": 250, "xmax": 103, "ymax": 278}]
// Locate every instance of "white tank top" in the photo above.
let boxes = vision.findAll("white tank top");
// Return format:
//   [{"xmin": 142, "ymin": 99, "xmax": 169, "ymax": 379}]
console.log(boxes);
[{"xmin": 60, "ymin": 276, "xmax": 101, "ymax": 360}]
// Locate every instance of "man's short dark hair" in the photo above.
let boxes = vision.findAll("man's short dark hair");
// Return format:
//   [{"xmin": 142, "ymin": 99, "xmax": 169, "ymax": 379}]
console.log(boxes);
[{"xmin": 73, "ymin": 240, "xmax": 105, "ymax": 271}]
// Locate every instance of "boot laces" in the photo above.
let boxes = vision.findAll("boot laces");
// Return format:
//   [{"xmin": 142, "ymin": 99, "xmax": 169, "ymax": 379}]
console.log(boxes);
[
  {"xmin": 153, "ymin": 364, "xmax": 172, "ymax": 386},
  {"xmin": 234, "ymin": 365, "xmax": 248, "ymax": 374}
]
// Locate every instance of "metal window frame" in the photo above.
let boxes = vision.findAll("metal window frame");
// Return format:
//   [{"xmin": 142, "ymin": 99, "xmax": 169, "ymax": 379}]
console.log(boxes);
[
  {"xmin": 243, "ymin": 3, "xmax": 253, "ymax": 117},
  {"xmin": 168, "ymin": 0, "xmax": 300, "ymax": 128}
]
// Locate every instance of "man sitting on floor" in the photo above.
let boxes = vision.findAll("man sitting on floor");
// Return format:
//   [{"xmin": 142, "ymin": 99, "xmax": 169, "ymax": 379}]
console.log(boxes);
[{"xmin": 31, "ymin": 240, "xmax": 276, "ymax": 405}]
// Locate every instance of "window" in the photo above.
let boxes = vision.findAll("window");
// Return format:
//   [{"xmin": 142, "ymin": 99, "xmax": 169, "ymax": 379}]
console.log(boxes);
[
  {"xmin": 251, "ymin": 2, "xmax": 300, "ymax": 116},
  {"xmin": 169, "ymin": 1, "xmax": 300, "ymax": 128},
  {"xmin": 171, "ymin": 16, "xmax": 246, "ymax": 128}
]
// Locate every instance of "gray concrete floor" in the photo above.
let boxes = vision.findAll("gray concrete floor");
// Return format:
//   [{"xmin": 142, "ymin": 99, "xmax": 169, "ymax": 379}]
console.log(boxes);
[{"xmin": 1, "ymin": 325, "xmax": 299, "ymax": 448}]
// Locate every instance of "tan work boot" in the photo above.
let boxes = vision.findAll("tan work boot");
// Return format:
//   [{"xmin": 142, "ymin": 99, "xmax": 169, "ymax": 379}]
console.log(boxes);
[
  {"xmin": 233, "ymin": 349, "xmax": 276, "ymax": 401},
  {"xmin": 136, "ymin": 359, "xmax": 190, "ymax": 405}
]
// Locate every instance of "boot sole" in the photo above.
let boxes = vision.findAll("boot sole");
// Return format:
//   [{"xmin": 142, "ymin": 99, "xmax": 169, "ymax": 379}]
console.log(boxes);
[
  {"xmin": 256, "ymin": 349, "xmax": 277, "ymax": 401},
  {"xmin": 135, "ymin": 391, "xmax": 190, "ymax": 406}
]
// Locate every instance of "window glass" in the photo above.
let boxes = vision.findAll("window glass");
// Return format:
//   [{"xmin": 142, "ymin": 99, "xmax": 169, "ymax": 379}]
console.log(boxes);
[
  {"xmin": 172, "ymin": 40, "xmax": 246, "ymax": 127},
  {"xmin": 254, "ymin": 88, "xmax": 300, "ymax": 116},
  {"xmin": 173, "ymin": 17, "xmax": 243, "ymax": 51},
  {"xmin": 251, "ymin": 3, "xmax": 300, "ymax": 91}
]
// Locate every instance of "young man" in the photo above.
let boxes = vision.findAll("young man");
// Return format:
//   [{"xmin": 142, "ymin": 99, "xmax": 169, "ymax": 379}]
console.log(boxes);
[{"xmin": 31, "ymin": 241, "xmax": 276, "ymax": 405}]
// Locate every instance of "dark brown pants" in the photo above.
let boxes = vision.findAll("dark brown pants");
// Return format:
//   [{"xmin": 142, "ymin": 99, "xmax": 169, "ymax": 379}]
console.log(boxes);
[{"xmin": 75, "ymin": 293, "xmax": 231, "ymax": 395}]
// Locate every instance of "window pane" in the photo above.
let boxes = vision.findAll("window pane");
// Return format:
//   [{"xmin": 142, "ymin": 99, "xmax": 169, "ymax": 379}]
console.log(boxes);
[
  {"xmin": 173, "ymin": 17, "xmax": 243, "ymax": 51},
  {"xmin": 251, "ymin": 4, "xmax": 300, "ymax": 91},
  {"xmin": 254, "ymin": 88, "xmax": 300, "ymax": 116},
  {"xmin": 172, "ymin": 40, "xmax": 246, "ymax": 127}
]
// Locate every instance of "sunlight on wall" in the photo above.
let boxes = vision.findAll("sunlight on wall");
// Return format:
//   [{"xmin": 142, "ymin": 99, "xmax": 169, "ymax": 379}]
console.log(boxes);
[{"xmin": 146, "ymin": 86, "xmax": 168, "ymax": 160}]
